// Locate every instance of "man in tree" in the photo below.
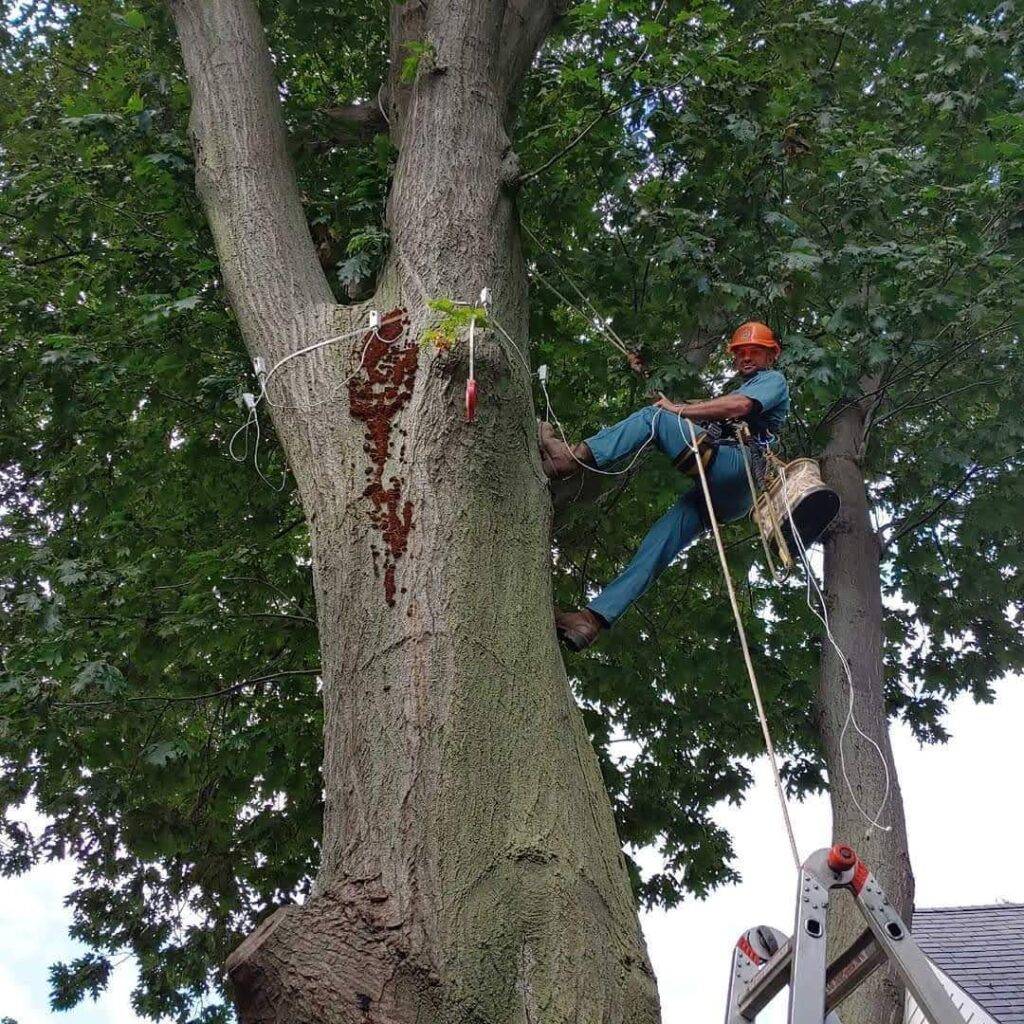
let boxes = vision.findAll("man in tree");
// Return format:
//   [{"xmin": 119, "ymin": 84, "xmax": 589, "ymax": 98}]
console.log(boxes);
[{"xmin": 544, "ymin": 322, "xmax": 789, "ymax": 651}]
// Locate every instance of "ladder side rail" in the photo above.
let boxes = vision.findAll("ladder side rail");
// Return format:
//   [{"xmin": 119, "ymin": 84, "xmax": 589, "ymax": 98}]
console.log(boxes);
[
  {"xmin": 736, "ymin": 939, "xmax": 794, "ymax": 1019},
  {"xmin": 850, "ymin": 868, "xmax": 966, "ymax": 1024},
  {"xmin": 725, "ymin": 942, "xmax": 755, "ymax": 1024},
  {"xmin": 787, "ymin": 864, "xmax": 831, "ymax": 1024},
  {"xmin": 727, "ymin": 928, "xmax": 790, "ymax": 1024}
]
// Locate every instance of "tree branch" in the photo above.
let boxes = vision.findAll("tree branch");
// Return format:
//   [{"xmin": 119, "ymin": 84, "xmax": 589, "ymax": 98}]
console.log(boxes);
[
  {"xmin": 519, "ymin": 84, "xmax": 679, "ymax": 185},
  {"xmin": 322, "ymin": 103, "xmax": 389, "ymax": 146},
  {"xmin": 870, "ymin": 377, "xmax": 1001, "ymax": 431},
  {"xmin": 880, "ymin": 457, "xmax": 1016, "ymax": 551},
  {"xmin": 498, "ymin": 0, "xmax": 572, "ymax": 102},
  {"xmin": 518, "ymin": 108, "xmax": 609, "ymax": 185},
  {"xmin": 54, "ymin": 668, "xmax": 321, "ymax": 709},
  {"xmin": 167, "ymin": 0, "xmax": 334, "ymax": 358}
]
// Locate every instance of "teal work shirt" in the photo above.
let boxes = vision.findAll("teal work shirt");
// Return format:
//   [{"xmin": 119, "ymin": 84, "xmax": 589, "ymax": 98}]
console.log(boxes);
[{"xmin": 731, "ymin": 369, "xmax": 790, "ymax": 443}]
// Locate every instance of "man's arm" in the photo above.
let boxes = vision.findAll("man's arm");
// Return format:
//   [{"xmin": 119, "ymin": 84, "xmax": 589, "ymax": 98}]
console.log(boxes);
[{"xmin": 652, "ymin": 393, "xmax": 754, "ymax": 421}]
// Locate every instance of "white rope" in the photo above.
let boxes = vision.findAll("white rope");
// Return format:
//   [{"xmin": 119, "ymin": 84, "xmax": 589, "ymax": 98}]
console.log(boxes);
[
  {"xmin": 229, "ymin": 308, "xmax": 422, "ymax": 486},
  {"xmin": 680, "ymin": 415, "xmax": 802, "ymax": 870},
  {"xmin": 777, "ymin": 460, "xmax": 893, "ymax": 837},
  {"xmin": 260, "ymin": 322, "xmax": 369, "ymax": 397},
  {"xmin": 228, "ymin": 399, "xmax": 286, "ymax": 492},
  {"xmin": 489, "ymin": 314, "xmax": 535, "ymax": 380},
  {"xmin": 737, "ymin": 438, "xmax": 787, "ymax": 585},
  {"xmin": 260, "ymin": 308, "xmax": 424, "ymax": 412},
  {"xmin": 734, "ymin": 441, "xmax": 893, "ymax": 837},
  {"xmin": 261, "ymin": 329, "xmax": 374, "ymax": 412},
  {"xmin": 538, "ymin": 370, "xmax": 661, "ymax": 477}
]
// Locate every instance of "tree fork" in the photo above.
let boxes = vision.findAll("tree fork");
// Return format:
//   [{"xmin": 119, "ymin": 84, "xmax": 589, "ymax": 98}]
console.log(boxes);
[
  {"xmin": 818, "ymin": 404, "xmax": 913, "ymax": 1024},
  {"xmin": 169, "ymin": 1, "xmax": 660, "ymax": 1021}
]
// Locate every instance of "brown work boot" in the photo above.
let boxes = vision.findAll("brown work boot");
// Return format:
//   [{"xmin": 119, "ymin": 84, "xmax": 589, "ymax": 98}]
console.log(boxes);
[
  {"xmin": 538, "ymin": 421, "xmax": 593, "ymax": 479},
  {"xmin": 554, "ymin": 608, "xmax": 606, "ymax": 652}
]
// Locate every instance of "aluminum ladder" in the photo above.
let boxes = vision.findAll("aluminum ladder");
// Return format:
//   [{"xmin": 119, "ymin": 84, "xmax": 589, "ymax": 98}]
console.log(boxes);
[{"xmin": 724, "ymin": 845, "xmax": 966, "ymax": 1024}]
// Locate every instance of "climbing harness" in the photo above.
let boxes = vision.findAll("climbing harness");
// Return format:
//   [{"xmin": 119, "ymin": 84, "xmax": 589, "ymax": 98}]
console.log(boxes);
[
  {"xmin": 724, "ymin": 844, "xmax": 967, "ymax": 1024},
  {"xmin": 674, "ymin": 419, "xmax": 722, "ymax": 478},
  {"xmin": 735, "ymin": 430, "xmax": 788, "ymax": 583}
]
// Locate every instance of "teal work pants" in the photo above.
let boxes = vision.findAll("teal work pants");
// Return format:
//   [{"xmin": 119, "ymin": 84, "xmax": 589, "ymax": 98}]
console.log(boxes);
[{"xmin": 584, "ymin": 406, "xmax": 752, "ymax": 625}]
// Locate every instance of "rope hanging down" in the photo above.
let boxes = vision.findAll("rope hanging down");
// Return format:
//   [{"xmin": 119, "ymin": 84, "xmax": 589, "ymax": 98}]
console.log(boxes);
[
  {"xmin": 732, "ymin": 442, "xmax": 892, "ymax": 838},
  {"xmin": 680, "ymin": 416, "xmax": 803, "ymax": 870},
  {"xmin": 778, "ymin": 460, "xmax": 893, "ymax": 838},
  {"xmin": 734, "ymin": 442, "xmax": 892, "ymax": 838}
]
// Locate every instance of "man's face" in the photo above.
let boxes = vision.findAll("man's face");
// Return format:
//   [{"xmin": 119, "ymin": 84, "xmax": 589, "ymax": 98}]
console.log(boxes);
[{"xmin": 731, "ymin": 344, "xmax": 777, "ymax": 377}]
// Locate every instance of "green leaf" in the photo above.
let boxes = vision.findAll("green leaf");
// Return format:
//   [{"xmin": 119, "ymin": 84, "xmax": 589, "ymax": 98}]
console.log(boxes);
[{"xmin": 112, "ymin": 10, "xmax": 147, "ymax": 30}]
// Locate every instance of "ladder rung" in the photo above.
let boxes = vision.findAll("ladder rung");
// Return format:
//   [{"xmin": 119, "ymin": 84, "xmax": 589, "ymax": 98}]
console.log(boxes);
[
  {"xmin": 738, "ymin": 928, "xmax": 886, "ymax": 1020},
  {"xmin": 738, "ymin": 940, "xmax": 794, "ymax": 1018},
  {"xmin": 824, "ymin": 928, "xmax": 887, "ymax": 1011}
]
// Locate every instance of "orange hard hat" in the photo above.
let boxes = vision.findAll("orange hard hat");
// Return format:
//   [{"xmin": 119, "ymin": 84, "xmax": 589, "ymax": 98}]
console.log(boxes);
[{"xmin": 728, "ymin": 321, "xmax": 780, "ymax": 353}]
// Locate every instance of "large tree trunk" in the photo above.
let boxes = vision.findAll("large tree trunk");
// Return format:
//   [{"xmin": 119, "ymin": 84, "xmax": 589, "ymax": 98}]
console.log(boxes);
[
  {"xmin": 168, "ymin": 2, "xmax": 660, "ymax": 1022},
  {"xmin": 819, "ymin": 405, "xmax": 913, "ymax": 1024}
]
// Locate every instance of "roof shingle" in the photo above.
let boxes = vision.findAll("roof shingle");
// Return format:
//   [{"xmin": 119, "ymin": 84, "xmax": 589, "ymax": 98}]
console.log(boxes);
[{"xmin": 914, "ymin": 905, "xmax": 1024, "ymax": 1024}]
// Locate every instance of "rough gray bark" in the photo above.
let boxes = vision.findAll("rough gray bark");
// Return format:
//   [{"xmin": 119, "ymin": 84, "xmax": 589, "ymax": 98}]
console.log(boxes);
[
  {"xmin": 819, "ymin": 404, "xmax": 914, "ymax": 1024},
  {"xmin": 169, "ymin": 2, "xmax": 659, "ymax": 1022}
]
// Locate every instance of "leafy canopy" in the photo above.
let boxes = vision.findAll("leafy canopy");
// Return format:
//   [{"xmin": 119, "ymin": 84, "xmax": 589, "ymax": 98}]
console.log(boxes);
[{"xmin": 1, "ymin": 0, "xmax": 1022, "ymax": 1019}]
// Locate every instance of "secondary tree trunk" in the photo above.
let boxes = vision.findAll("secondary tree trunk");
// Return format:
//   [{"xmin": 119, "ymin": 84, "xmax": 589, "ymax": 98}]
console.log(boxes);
[
  {"xmin": 819, "ymin": 404, "xmax": 913, "ymax": 1024},
  {"xmin": 169, "ymin": 2, "xmax": 660, "ymax": 1022}
]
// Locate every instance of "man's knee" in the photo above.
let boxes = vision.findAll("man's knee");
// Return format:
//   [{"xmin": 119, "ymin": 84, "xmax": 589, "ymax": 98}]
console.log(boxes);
[
  {"xmin": 653, "ymin": 410, "xmax": 688, "ymax": 461},
  {"xmin": 636, "ymin": 404, "xmax": 658, "ymax": 427}
]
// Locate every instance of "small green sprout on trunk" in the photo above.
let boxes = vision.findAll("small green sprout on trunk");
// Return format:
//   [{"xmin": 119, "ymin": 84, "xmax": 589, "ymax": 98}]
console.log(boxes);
[{"xmin": 422, "ymin": 298, "xmax": 488, "ymax": 352}]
